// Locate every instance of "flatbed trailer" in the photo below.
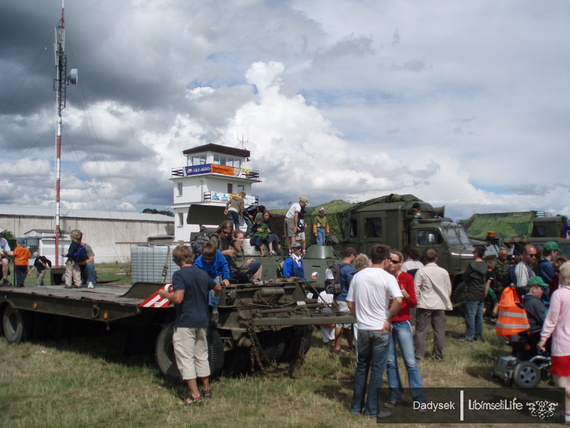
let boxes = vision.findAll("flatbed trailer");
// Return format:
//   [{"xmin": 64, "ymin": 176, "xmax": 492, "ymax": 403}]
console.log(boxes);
[{"xmin": 0, "ymin": 279, "xmax": 354, "ymax": 380}]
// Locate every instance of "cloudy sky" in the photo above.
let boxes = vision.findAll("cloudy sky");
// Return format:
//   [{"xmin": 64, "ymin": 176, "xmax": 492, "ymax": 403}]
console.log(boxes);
[{"xmin": 1, "ymin": 0, "xmax": 569, "ymax": 221}]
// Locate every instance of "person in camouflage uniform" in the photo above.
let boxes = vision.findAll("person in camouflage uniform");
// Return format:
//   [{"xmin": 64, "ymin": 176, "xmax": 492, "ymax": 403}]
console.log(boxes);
[{"xmin": 493, "ymin": 248, "xmax": 510, "ymax": 295}]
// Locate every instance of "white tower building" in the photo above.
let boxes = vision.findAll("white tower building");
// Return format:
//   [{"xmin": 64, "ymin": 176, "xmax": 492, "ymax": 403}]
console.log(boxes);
[{"xmin": 170, "ymin": 143, "xmax": 261, "ymax": 241}]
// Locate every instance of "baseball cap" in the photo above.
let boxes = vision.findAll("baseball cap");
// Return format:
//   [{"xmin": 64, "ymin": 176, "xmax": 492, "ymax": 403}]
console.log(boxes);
[
  {"xmin": 318, "ymin": 207, "xmax": 325, "ymax": 212},
  {"xmin": 299, "ymin": 196, "xmax": 310, "ymax": 205},
  {"xmin": 527, "ymin": 276, "xmax": 548, "ymax": 287},
  {"xmin": 544, "ymin": 241, "xmax": 563, "ymax": 252},
  {"xmin": 291, "ymin": 242, "xmax": 302, "ymax": 249}
]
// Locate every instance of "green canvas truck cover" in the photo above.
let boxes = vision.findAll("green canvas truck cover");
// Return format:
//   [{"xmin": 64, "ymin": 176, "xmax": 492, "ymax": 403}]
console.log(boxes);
[{"xmin": 459, "ymin": 211, "xmax": 537, "ymax": 241}]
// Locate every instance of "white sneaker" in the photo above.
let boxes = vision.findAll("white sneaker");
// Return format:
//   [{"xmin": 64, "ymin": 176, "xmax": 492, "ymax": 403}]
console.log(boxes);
[{"xmin": 87, "ymin": 282, "xmax": 94, "ymax": 289}]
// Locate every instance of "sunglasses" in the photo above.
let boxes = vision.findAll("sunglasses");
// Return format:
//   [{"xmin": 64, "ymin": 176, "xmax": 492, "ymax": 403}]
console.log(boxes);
[
  {"xmin": 528, "ymin": 254, "xmax": 538, "ymax": 258},
  {"xmin": 390, "ymin": 259, "xmax": 401, "ymax": 264}
]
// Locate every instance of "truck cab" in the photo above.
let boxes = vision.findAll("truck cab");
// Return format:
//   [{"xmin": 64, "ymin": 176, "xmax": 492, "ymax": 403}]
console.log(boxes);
[{"xmin": 340, "ymin": 197, "xmax": 473, "ymax": 285}]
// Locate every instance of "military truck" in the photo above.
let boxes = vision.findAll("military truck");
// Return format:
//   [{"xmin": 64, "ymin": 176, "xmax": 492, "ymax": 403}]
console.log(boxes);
[
  {"xmin": 300, "ymin": 194, "xmax": 475, "ymax": 287},
  {"xmin": 0, "ymin": 279, "xmax": 353, "ymax": 381},
  {"xmin": 459, "ymin": 211, "xmax": 570, "ymax": 256}
]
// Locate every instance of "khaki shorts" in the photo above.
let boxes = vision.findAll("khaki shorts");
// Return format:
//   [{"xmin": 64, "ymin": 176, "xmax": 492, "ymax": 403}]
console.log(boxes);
[
  {"xmin": 284, "ymin": 217, "xmax": 296, "ymax": 237},
  {"xmin": 295, "ymin": 231, "xmax": 305, "ymax": 241},
  {"xmin": 173, "ymin": 327, "xmax": 210, "ymax": 380}
]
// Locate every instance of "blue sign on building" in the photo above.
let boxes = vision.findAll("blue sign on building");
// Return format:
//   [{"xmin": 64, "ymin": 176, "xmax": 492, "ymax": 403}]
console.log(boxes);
[{"xmin": 185, "ymin": 165, "xmax": 212, "ymax": 176}]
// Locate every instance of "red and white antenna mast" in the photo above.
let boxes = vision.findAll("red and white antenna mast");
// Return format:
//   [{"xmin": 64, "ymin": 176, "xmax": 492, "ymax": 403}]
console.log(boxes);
[{"xmin": 54, "ymin": 0, "xmax": 77, "ymax": 266}]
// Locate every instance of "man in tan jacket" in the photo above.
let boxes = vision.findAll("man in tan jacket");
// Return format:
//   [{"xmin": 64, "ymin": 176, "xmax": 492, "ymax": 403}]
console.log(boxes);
[{"xmin": 414, "ymin": 249, "xmax": 452, "ymax": 362}]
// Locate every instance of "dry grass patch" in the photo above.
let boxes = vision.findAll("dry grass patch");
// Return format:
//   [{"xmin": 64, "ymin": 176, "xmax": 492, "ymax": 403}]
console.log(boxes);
[{"xmin": 0, "ymin": 313, "xmax": 540, "ymax": 427}]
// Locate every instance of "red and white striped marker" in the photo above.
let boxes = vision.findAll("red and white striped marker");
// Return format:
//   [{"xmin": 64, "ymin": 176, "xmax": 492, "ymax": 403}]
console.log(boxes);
[{"xmin": 139, "ymin": 283, "xmax": 173, "ymax": 308}]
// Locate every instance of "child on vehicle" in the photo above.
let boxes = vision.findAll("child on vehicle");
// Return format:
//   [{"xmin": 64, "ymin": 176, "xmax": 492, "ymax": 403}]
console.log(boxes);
[
  {"xmin": 14, "ymin": 238, "xmax": 31, "ymax": 288},
  {"xmin": 249, "ymin": 213, "xmax": 269, "ymax": 256},
  {"xmin": 64, "ymin": 229, "xmax": 83, "ymax": 288}
]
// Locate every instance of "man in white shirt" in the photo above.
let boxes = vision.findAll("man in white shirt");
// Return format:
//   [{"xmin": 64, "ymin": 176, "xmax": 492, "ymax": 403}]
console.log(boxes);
[
  {"xmin": 347, "ymin": 244, "xmax": 402, "ymax": 418},
  {"xmin": 284, "ymin": 197, "xmax": 308, "ymax": 249},
  {"xmin": 515, "ymin": 244, "xmax": 538, "ymax": 288}
]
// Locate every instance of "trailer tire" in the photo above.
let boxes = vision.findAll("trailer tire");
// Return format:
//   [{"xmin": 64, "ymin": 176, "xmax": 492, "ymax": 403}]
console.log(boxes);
[
  {"xmin": 2, "ymin": 304, "xmax": 32, "ymax": 343},
  {"xmin": 155, "ymin": 323, "xmax": 225, "ymax": 382}
]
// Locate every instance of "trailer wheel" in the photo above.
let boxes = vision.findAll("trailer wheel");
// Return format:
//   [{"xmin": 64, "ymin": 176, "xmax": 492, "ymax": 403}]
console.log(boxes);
[
  {"xmin": 155, "ymin": 323, "xmax": 225, "ymax": 382},
  {"xmin": 156, "ymin": 323, "xmax": 181, "ymax": 382},
  {"xmin": 513, "ymin": 361, "xmax": 541, "ymax": 388},
  {"xmin": 2, "ymin": 304, "xmax": 32, "ymax": 343}
]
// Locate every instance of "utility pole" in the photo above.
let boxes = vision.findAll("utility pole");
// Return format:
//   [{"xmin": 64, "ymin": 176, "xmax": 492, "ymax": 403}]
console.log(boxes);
[{"xmin": 54, "ymin": 0, "xmax": 77, "ymax": 267}]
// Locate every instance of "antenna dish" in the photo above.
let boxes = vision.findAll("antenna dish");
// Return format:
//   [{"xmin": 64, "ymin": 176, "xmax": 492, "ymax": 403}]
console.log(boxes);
[{"xmin": 68, "ymin": 69, "xmax": 78, "ymax": 84}]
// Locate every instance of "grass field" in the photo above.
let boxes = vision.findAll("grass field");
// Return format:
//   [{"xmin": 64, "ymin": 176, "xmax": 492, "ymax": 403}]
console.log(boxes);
[{"xmin": 0, "ymin": 310, "xmax": 549, "ymax": 428}]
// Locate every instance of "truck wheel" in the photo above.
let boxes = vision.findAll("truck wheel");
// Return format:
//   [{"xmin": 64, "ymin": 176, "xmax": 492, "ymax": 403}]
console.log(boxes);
[
  {"xmin": 280, "ymin": 327, "xmax": 313, "ymax": 363},
  {"xmin": 155, "ymin": 323, "xmax": 225, "ymax": 382},
  {"xmin": 451, "ymin": 282, "xmax": 466, "ymax": 315},
  {"xmin": 513, "ymin": 361, "xmax": 541, "ymax": 388},
  {"xmin": 2, "ymin": 304, "xmax": 32, "ymax": 343}
]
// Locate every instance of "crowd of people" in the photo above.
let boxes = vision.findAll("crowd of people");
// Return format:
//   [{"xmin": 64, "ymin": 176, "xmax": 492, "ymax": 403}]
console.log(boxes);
[{"xmin": 0, "ymin": 228, "xmax": 97, "ymax": 288}]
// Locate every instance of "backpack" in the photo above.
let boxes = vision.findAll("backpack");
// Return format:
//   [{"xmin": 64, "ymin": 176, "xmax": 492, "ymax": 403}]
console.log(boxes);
[
  {"xmin": 74, "ymin": 246, "xmax": 88, "ymax": 263},
  {"xmin": 193, "ymin": 233, "xmax": 212, "ymax": 256},
  {"xmin": 325, "ymin": 262, "xmax": 345, "ymax": 295}
]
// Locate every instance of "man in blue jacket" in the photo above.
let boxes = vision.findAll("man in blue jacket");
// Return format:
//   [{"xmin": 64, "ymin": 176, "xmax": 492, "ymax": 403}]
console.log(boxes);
[{"xmin": 283, "ymin": 242, "xmax": 305, "ymax": 279}]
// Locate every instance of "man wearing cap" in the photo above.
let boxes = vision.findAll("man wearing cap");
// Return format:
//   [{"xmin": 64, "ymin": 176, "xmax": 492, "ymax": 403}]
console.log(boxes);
[
  {"xmin": 282, "ymin": 242, "xmax": 305, "ymax": 279},
  {"xmin": 0, "ymin": 230, "xmax": 14, "ymax": 287},
  {"xmin": 537, "ymin": 241, "xmax": 563, "ymax": 286},
  {"xmin": 313, "ymin": 207, "xmax": 330, "ymax": 246},
  {"xmin": 284, "ymin": 197, "xmax": 309, "ymax": 250},
  {"xmin": 521, "ymin": 276, "xmax": 549, "ymax": 331}
]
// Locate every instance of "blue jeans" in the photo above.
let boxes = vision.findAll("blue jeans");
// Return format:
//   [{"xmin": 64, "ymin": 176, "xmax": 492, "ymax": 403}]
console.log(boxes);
[
  {"xmin": 386, "ymin": 320, "xmax": 426, "ymax": 403},
  {"xmin": 316, "ymin": 227, "xmax": 326, "ymax": 246},
  {"xmin": 80, "ymin": 262, "xmax": 97, "ymax": 284},
  {"xmin": 464, "ymin": 300, "xmax": 484, "ymax": 340},
  {"xmin": 15, "ymin": 265, "xmax": 28, "ymax": 287},
  {"xmin": 243, "ymin": 216, "xmax": 253, "ymax": 236},
  {"xmin": 351, "ymin": 329, "xmax": 391, "ymax": 416},
  {"xmin": 227, "ymin": 210, "xmax": 241, "ymax": 231}
]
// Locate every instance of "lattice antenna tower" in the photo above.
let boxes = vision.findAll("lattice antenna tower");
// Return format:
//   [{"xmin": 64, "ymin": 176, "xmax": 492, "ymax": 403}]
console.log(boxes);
[{"xmin": 53, "ymin": 0, "xmax": 78, "ymax": 266}]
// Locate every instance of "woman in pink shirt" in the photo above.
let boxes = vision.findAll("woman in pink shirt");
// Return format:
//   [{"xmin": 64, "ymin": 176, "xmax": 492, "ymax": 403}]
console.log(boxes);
[{"xmin": 538, "ymin": 261, "xmax": 570, "ymax": 423}]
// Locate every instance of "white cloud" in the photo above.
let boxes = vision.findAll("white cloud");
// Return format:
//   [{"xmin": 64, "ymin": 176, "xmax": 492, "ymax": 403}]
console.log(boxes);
[{"xmin": 0, "ymin": 0, "xmax": 569, "ymax": 224}]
